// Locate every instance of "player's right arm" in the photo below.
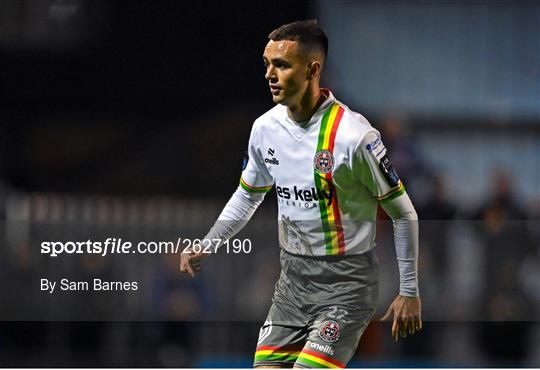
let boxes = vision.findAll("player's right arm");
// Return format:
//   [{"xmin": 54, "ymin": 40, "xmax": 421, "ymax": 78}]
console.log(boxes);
[
  {"xmin": 180, "ymin": 122, "xmax": 274, "ymax": 277},
  {"xmin": 179, "ymin": 186, "xmax": 266, "ymax": 276}
]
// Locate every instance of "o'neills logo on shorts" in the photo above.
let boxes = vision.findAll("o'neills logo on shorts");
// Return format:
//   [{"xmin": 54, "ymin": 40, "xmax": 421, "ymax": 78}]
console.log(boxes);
[
  {"xmin": 313, "ymin": 150, "xmax": 334, "ymax": 174},
  {"xmin": 310, "ymin": 342, "xmax": 335, "ymax": 355},
  {"xmin": 318, "ymin": 320, "xmax": 340, "ymax": 343}
]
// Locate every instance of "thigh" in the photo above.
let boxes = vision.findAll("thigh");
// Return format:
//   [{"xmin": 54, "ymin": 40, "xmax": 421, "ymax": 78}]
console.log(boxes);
[
  {"xmin": 254, "ymin": 250, "xmax": 313, "ymax": 367},
  {"xmin": 295, "ymin": 250, "xmax": 379, "ymax": 368},
  {"xmin": 254, "ymin": 303, "xmax": 309, "ymax": 368}
]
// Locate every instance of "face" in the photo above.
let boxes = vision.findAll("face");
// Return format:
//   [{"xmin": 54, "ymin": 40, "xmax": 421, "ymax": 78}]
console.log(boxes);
[{"xmin": 263, "ymin": 40, "xmax": 311, "ymax": 106}]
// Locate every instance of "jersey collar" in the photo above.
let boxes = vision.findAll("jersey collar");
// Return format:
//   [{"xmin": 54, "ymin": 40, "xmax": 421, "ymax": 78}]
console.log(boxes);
[{"xmin": 284, "ymin": 88, "xmax": 336, "ymax": 129}]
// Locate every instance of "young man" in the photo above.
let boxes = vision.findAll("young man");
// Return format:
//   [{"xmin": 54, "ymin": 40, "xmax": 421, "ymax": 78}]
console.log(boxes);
[{"xmin": 181, "ymin": 20, "xmax": 422, "ymax": 368}]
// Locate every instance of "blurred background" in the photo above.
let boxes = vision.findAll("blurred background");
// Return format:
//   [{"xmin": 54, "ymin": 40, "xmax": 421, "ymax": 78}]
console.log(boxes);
[{"xmin": 0, "ymin": 0, "xmax": 538, "ymax": 367}]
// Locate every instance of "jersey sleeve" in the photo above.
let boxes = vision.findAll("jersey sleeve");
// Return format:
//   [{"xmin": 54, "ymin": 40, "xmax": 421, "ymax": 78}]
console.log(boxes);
[
  {"xmin": 355, "ymin": 130, "xmax": 405, "ymax": 203},
  {"xmin": 239, "ymin": 123, "xmax": 274, "ymax": 193}
]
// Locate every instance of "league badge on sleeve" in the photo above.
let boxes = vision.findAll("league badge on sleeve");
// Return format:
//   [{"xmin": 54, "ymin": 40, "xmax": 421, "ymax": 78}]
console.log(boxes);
[
  {"xmin": 378, "ymin": 154, "xmax": 400, "ymax": 187},
  {"xmin": 313, "ymin": 150, "xmax": 335, "ymax": 174}
]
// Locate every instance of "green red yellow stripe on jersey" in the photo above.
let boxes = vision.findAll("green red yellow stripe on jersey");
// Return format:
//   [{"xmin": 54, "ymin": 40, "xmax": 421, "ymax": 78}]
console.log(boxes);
[
  {"xmin": 296, "ymin": 349, "xmax": 346, "ymax": 368},
  {"xmin": 376, "ymin": 181, "xmax": 405, "ymax": 203},
  {"xmin": 314, "ymin": 103, "xmax": 346, "ymax": 255},
  {"xmin": 254, "ymin": 345, "xmax": 301, "ymax": 363},
  {"xmin": 240, "ymin": 177, "xmax": 272, "ymax": 193}
]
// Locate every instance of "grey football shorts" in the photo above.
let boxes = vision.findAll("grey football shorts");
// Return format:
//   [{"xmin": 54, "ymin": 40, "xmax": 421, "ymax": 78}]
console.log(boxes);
[{"xmin": 253, "ymin": 248, "xmax": 379, "ymax": 368}]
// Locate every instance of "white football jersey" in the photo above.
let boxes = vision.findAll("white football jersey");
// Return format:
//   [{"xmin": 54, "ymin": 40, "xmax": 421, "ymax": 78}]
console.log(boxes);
[{"xmin": 240, "ymin": 90, "xmax": 405, "ymax": 256}]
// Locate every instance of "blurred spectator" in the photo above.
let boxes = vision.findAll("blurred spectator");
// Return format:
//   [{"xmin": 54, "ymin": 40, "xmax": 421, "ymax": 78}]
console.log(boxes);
[
  {"xmin": 418, "ymin": 175, "xmax": 456, "ymax": 278},
  {"xmin": 378, "ymin": 113, "xmax": 430, "ymax": 204},
  {"xmin": 472, "ymin": 170, "xmax": 535, "ymax": 366},
  {"xmin": 472, "ymin": 170, "xmax": 534, "ymax": 294}
]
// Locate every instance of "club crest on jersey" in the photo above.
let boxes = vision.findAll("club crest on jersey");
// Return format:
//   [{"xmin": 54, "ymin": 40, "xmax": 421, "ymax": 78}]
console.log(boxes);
[
  {"xmin": 313, "ymin": 150, "xmax": 334, "ymax": 174},
  {"xmin": 318, "ymin": 320, "xmax": 340, "ymax": 343}
]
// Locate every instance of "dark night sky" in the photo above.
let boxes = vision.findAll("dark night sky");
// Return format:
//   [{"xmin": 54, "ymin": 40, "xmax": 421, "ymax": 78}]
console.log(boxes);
[
  {"xmin": 3, "ymin": 1, "xmax": 311, "ymax": 116},
  {"xmin": 0, "ymin": 1, "xmax": 311, "ymax": 196}
]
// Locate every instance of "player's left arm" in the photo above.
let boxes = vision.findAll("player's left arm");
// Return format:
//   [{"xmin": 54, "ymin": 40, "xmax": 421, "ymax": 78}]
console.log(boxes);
[
  {"xmin": 355, "ymin": 129, "xmax": 422, "ymax": 341},
  {"xmin": 379, "ymin": 192, "xmax": 422, "ymax": 341}
]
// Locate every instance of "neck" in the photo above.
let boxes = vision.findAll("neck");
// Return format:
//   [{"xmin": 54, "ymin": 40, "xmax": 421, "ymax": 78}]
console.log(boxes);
[{"xmin": 287, "ymin": 85, "xmax": 324, "ymax": 123}]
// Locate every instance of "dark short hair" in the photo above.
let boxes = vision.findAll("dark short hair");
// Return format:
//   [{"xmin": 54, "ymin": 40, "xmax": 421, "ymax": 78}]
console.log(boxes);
[{"xmin": 268, "ymin": 20, "xmax": 328, "ymax": 61}]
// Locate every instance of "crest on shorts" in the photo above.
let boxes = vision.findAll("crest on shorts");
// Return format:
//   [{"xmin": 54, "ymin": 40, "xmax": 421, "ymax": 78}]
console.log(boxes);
[
  {"xmin": 318, "ymin": 320, "xmax": 340, "ymax": 343},
  {"xmin": 313, "ymin": 150, "xmax": 334, "ymax": 174}
]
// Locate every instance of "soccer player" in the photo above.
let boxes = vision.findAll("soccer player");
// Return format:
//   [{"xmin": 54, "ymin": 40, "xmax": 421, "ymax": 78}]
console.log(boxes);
[{"xmin": 181, "ymin": 20, "xmax": 422, "ymax": 368}]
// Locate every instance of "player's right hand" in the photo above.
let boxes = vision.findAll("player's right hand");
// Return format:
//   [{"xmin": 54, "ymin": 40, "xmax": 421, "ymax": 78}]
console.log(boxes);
[{"xmin": 179, "ymin": 247, "xmax": 206, "ymax": 277}]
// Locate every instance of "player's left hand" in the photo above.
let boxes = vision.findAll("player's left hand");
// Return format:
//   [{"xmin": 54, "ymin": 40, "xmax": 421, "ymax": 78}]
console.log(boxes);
[{"xmin": 381, "ymin": 295, "xmax": 422, "ymax": 341}]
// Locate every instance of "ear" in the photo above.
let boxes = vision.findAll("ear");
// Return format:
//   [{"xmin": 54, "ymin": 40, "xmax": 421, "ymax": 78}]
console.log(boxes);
[{"xmin": 307, "ymin": 61, "xmax": 322, "ymax": 80}]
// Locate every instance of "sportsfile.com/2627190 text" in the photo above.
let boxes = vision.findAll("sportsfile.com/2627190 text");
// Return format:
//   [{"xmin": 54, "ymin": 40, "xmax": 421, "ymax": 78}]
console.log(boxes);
[{"xmin": 40, "ymin": 238, "xmax": 252, "ymax": 257}]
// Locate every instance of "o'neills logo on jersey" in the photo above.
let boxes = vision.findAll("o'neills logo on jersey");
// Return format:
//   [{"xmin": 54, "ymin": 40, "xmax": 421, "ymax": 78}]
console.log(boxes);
[
  {"xmin": 264, "ymin": 147, "xmax": 279, "ymax": 165},
  {"xmin": 313, "ymin": 150, "xmax": 334, "ymax": 174},
  {"xmin": 264, "ymin": 157, "xmax": 279, "ymax": 165},
  {"xmin": 276, "ymin": 185, "xmax": 333, "ymax": 207}
]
